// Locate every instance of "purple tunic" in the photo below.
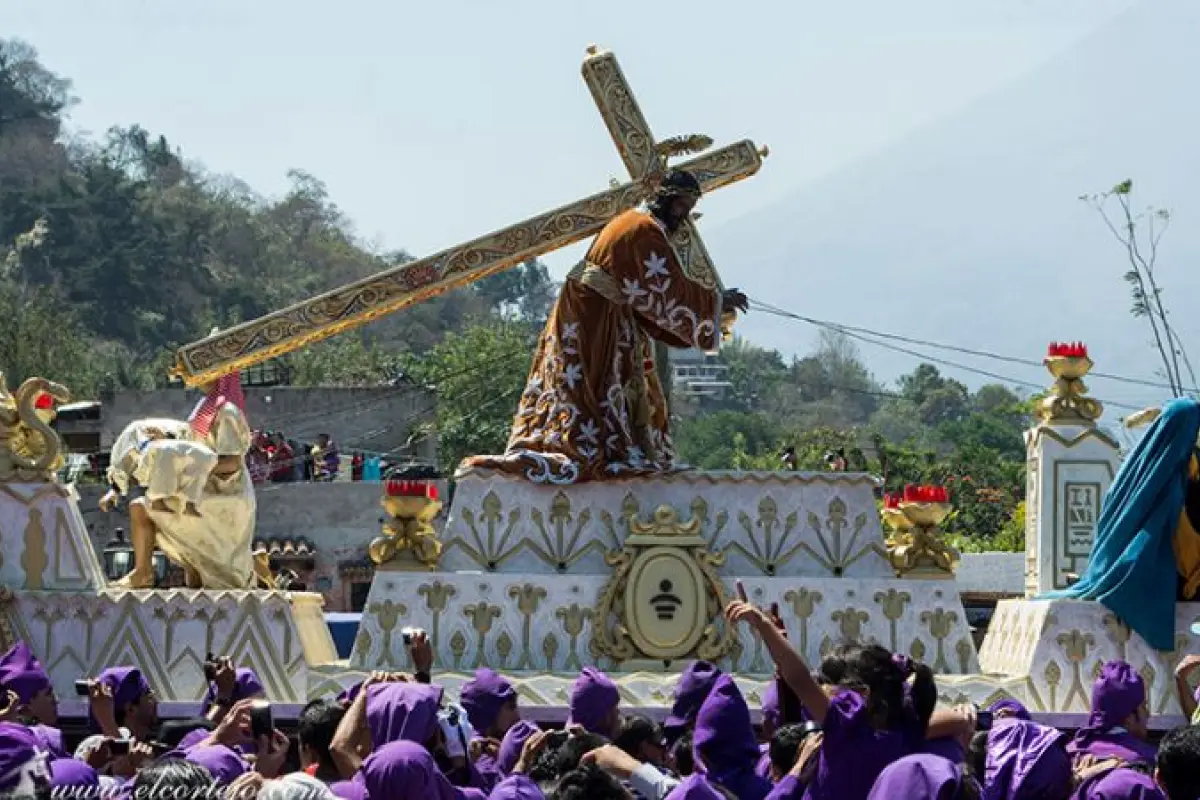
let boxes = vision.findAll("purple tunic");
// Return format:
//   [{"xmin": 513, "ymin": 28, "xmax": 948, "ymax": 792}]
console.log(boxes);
[
  {"xmin": 693, "ymin": 675, "xmax": 772, "ymax": 800},
  {"xmin": 29, "ymin": 724, "xmax": 66, "ymax": 758},
  {"xmin": 765, "ymin": 775, "xmax": 806, "ymax": 800},
  {"xmin": 487, "ymin": 774, "xmax": 545, "ymax": 800},
  {"xmin": 567, "ymin": 668, "xmax": 619, "ymax": 736},
  {"xmin": 665, "ymin": 774, "xmax": 727, "ymax": 799},
  {"xmin": 664, "ymin": 661, "xmax": 722, "ymax": 743},
  {"xmin": 1073, "ymin": 767, "xmax": 1166, "ymax": 800},
  {"xmin": 983, "ymin": 717, "xmax": 1070, "ymax": 800},
  {"xmin": 330, "ymin": 776, "xmax": 369, "ymax": 800},
  {"xmin": 365, "ymin": 682, "xmax": 444, "ymax": 748},
  {"xmin": 866, "ymin": 754, "xmax": 969, "ymax": 800},
  {"xmin": 184, "ymin": 743, "xmax": 249, "ymax": 783},
  {"xmin": 0, "ymin": 721, "xmax": 43, "ymax": 792},
  {"xmin": 803, "ymin": 689, "xmax": 910, "ymax": 800},
  {"xmin": 48, "ymin": 757, "xmax": 99, "ymax": 789},
  {"xmin": 361, "ymin": 740, "xmax": 484, "ymax": 800}
]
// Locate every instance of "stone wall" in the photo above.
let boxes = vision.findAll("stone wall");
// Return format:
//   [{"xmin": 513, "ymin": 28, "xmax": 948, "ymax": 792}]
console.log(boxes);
[{"xmin": 95, "ymin": 386, "xmax": 437, "ymax": 459}]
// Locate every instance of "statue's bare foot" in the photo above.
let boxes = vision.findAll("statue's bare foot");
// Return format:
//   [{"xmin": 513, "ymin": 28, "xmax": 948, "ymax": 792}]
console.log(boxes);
[
  {"xmin": 113, "ymin": 569, "xmax": 155, "ymax": 590},
  {"xmin": 150, "ymin": 498, "xmax": 171, "ymax": 513},
  {"xmin": 183, "ymin": 503, "xmax": 202, "ymax": 518},
  {"xmin": 184, "ymin": 567, "xmax": 203, "ymax": 589}
]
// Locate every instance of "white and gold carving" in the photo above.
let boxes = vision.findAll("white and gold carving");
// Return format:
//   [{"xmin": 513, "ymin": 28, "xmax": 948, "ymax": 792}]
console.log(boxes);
[
  {"xmin": 1023, "ymin": 421, "xmax": 1119, "ymax": 597},
  {"xmin": 949, "ymin": 598, "xmax": 1200, "ymax": 728},
  {"xmin": 442, "ymin": 469, "xmax": 892, "ymax": 579},
  {"xmin": 0, "ymin": 484, "xmax": 104, "ymax": 592},
  {"xmin": 591, "ymin": 505, "xmax": 735, "ymax": 664},
  {"xmin": 8, "ymin": 588, "xmax": 336, "ymax": 703}
]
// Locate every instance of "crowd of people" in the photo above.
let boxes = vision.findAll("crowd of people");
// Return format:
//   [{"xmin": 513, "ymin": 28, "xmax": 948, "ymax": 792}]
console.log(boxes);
[{"xmin": 1, "ymin": 599, "xmax": 1199, "ymax": 799}]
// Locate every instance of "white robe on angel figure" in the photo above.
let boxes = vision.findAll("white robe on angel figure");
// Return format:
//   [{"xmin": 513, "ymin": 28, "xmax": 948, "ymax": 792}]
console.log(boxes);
[{"xmin": 106, "ymin": 404, "xmax": 257, "ymax": 589}]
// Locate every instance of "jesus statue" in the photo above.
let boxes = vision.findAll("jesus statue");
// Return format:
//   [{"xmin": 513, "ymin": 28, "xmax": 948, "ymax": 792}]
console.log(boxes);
[{"xmin": 463, "ymin": 169, "xmax": 748, "ymax": 485}]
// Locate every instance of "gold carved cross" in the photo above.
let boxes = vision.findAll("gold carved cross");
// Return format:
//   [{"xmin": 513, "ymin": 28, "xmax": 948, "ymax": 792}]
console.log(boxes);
[{"xmin": 173, "ymin": 47, "xmax": 768, "ymax": 387}]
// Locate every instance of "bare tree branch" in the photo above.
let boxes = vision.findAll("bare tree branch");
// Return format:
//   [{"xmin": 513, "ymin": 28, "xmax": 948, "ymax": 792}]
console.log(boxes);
[{"xmin": 1086, "ymin": 187, "xmax": 1180, "ymax": 396}]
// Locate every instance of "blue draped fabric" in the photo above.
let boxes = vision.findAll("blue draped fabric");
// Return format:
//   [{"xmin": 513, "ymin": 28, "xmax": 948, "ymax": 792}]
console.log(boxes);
[{"xmin": 1042, "ymin": 397, "xmax": 1200, "ymax": 651}]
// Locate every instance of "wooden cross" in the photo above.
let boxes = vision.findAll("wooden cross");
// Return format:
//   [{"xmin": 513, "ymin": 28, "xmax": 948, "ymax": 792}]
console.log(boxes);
[
  {"xmin": 581, "ymin": 46, "xmax": 749, "ymax": 400},
  {"xmin": 172, "ymin": 47, "xmax": 768, "ymax": 387}
]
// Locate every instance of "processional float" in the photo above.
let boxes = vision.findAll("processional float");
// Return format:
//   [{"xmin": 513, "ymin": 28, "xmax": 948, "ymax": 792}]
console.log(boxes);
[{"xmin": 6, "ymin": 48, "xmax": 1190, "ymax": 728}]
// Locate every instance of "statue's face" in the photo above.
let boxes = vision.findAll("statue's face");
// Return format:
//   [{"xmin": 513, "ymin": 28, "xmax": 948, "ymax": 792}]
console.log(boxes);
[{"xmin": 213, "ymin": 455, "xmax": 244, "ymax": 479}]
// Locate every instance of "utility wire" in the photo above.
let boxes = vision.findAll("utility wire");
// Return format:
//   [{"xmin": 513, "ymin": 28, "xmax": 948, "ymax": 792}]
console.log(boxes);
[
  {"xmin": 748, "ymin": 298, "xmax": 1177, "ymax": 394},
  {"xmin": 747, "ymin": 298, "xmax": 1148, "ymax": 413}
]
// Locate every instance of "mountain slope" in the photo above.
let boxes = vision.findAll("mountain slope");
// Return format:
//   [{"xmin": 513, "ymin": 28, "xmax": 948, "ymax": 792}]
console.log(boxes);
[{"xmin": 710, "ymin": 0, "xmax": 1200, "ymax": 411}]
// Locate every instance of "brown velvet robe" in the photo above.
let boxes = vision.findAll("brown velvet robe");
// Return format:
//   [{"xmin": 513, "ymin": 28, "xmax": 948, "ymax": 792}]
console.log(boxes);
[{"xmin": 463, "ymin": 209, "xmax": 721, "ymax": 484}]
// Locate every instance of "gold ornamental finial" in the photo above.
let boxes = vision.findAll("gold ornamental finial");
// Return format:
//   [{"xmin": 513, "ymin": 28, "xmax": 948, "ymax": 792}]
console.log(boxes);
[
  {"xmin": 1036, "ymin": 342, "xmax": 1103, "ymax": 426},
  {"xmin": 585, "ymin": 44, "xmax": 601, "ymax": 56},
  {"xmin": 759, "ymin": 145, "xmax": 770, "ymax": 158},
  {"xmin": 880, "ymin": 488, "xmax": 959, "ymax": 579}
]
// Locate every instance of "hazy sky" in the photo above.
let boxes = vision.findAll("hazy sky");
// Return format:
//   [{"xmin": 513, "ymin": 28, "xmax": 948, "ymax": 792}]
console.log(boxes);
[{"xmin": 6, "ymin": 0, "xmax": 1138, "ymax": 279}]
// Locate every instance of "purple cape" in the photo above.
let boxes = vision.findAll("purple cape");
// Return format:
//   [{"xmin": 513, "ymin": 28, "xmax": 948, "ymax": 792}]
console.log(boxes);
[
  {"xmin": 664, "ymin": 661, "xmax": 722, "ymax": 742},
  {"xmin": 805, "ymin": 688, "xmax": 910, "ymax": 800},
  {"xmin": 867, "ymin": 754, "xmax": 967, "ymax": 800},
  {"xmin": 1074, "ymin": 766, "xmax": 1166, "ymax": 800},
  {"xmin": 693, "ymin": 674, "xmax": 771, "ymax": 800},
  {"xmin": 666, "ymin": 774, "xmax": 727, "ymax": 799},
  {"xmin": 983, "ymin": 718, "xmax": 1070, "ymax": 800},
  {"xmin": 330, "ymin": 776, "xmax": 368, "ymax": 800},
  {"xmin": 459, "ymin": 668, "xmax": 516, "ymax": 735},
  {"xmin": 338, "ymin": 680, "xmax": 364, "ymax": 705},
  {"xmin": 29, "ymin": 724, "xmax": 66, "ymax": 758},
  {"xmin": 567, "ymin": 667, "xmax": 619, "ymax": 736},
  {"xmin": 361, "ymin": 740, "xmax": 467, "ymax": 800},
  {"xmin": 366, "ymin": 682, "xmax": 443, "ymax": 748},
  {"xmin": 0, "ymin": 721, "xmax": 42, "ymax": 792},
  {"xmin": 0, "ymin": 642, "xmax": 51, "ymax": 706},
  {"xmin": 48, "ymin": 757, "xmax": 99, "ymax": 789},
  {"xmin": 203, "ymin": 667, "xmax": 265, "ymax": 705},
  {"xmin": 487, "ymin": 774, "xmax": 544, "ymax": 800},
  {"xmin": 183, "ymin": 743, "xmax": 249, "ymax": 783}
]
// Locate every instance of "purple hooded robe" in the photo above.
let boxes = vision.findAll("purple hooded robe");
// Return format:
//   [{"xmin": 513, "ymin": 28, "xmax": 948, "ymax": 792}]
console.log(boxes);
[
  {"xmin": 366, "ymin": 682, "xmax": 444, "ymax": 748},
  {"xmin": 1067, "ymin": 662, "xmax": 1156, "ymax": 767},
  {"xmin": 983, "ymin": 717, "xmax": 1071, "ymax": 800},
  {"xmin": 361, "ymin": 740, "xmax": 485, "ymax": 800},
  {"xmin": 567, "ymin": 668, "xmax": 619, "ymax": 737},
  {"xmin": 693, "ymin": 675, "xmax": 772, "ymax": 800},
  {"xmin": 867, "ymin": 754, "xmax": 972, "ymax": 800}
]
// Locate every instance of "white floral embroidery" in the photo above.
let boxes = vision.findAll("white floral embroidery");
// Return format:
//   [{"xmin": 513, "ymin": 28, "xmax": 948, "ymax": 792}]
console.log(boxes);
[
  {"xmin": 643, "ymin": 251, "xmax": 670, "ymax": 279},
  {"xmin": 563, "ymin": 363, "xmax": 583, "ymax": 389}
]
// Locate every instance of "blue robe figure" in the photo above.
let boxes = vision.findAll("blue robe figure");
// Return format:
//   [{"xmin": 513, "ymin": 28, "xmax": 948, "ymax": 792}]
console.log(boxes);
[{"xmin": 1043, "ymin": 397, "xmax": 1200, "ymax": 651}]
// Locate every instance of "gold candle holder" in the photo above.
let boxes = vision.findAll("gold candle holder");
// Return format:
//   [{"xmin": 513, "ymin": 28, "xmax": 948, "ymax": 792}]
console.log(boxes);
[{"xmin": 882, "ymin": 498, "xmax": 959, "ymax": 579}]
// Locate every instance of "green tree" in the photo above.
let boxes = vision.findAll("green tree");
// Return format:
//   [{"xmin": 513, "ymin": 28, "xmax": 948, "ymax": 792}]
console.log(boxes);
[
  {"xmin": 674, "ymin": 411, "xmax": 784, "ymax": 470},
  {"xmin": 401, "ymin": 320, "xmax": 536, "ymax": 471}
]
